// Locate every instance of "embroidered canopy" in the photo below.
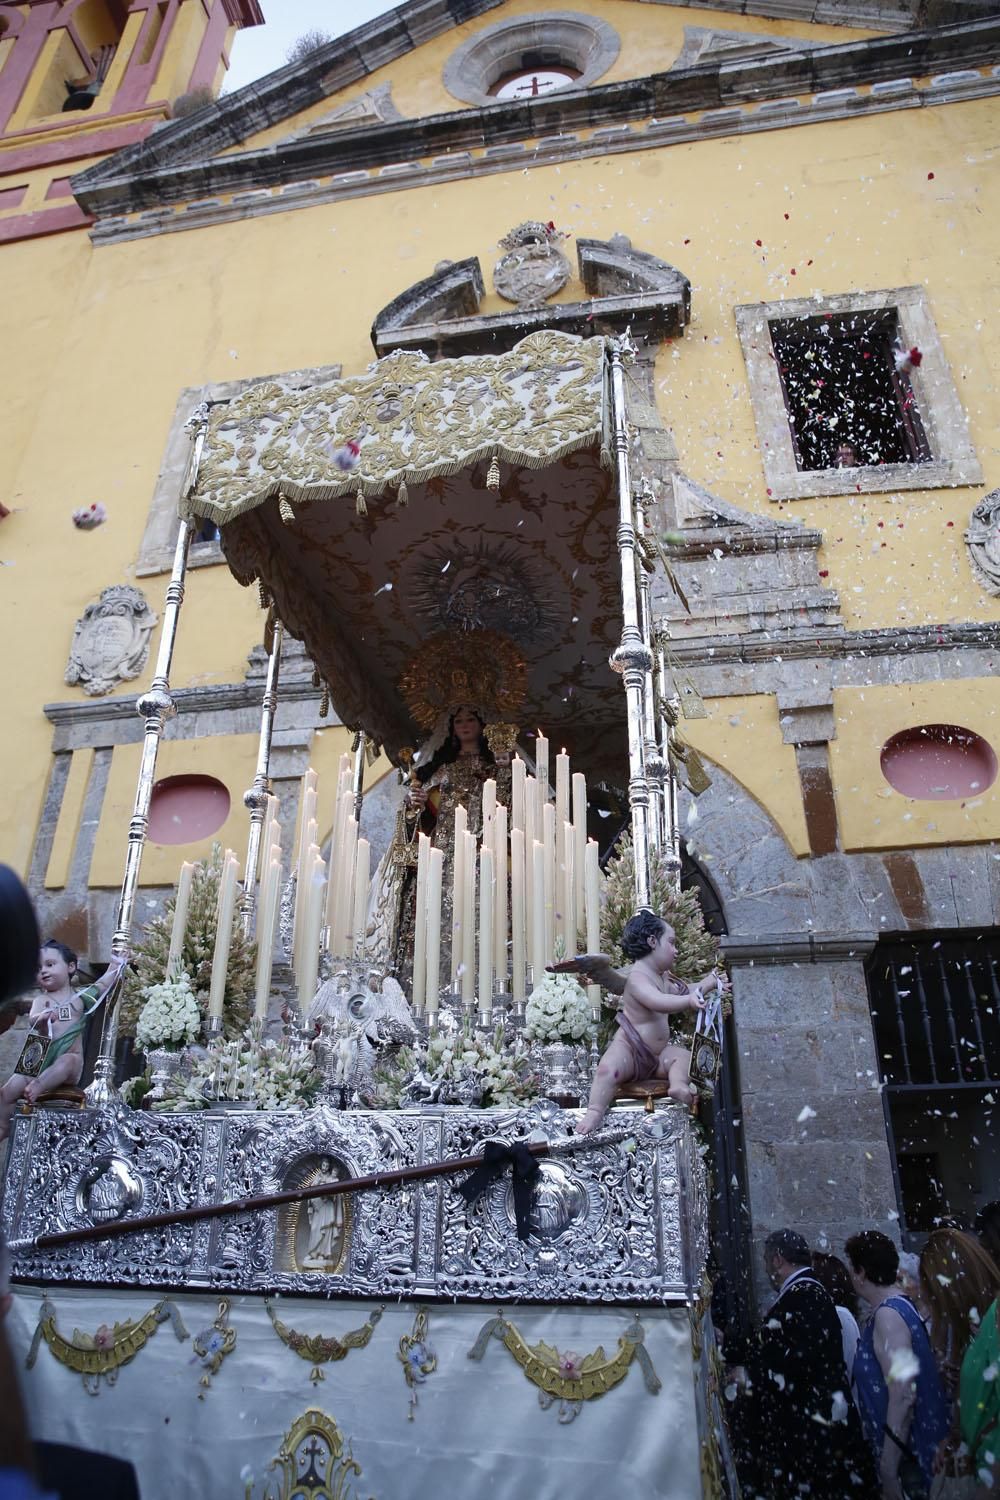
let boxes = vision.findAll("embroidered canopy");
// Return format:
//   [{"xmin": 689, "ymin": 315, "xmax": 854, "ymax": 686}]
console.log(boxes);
[{"xmin": 186, "ymin": 332, "xmax": 625, "ymax": 774}]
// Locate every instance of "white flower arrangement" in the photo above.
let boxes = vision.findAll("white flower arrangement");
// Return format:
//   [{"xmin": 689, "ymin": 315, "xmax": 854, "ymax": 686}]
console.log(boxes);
[
  {"xmin": 377, "ymin": 1022, "xmax": 536, "ymax": 1109},
  {"xmin": 524, "ymin": 970, "xmax": 595, "ymax": 1045},
  {"xmin": 152, "ymin": 1028, "xmax": 321, "ymax": 1113},
  {"xmin": 135, "ymin": 974, "xmax": 202, "ymax": 1051}
]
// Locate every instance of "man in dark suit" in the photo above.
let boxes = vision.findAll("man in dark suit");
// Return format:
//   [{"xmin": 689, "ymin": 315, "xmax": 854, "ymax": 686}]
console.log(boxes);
[{"xmin": 742, "ymin": 1228, "xmax": 877, "ymax": 1499}]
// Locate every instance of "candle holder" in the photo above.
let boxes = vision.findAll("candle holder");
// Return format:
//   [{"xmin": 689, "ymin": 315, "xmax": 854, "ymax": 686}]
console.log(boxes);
[
  {"xmin": 524, "ymin": 964, "xmax": 535, "ymax": 993},
  {"xmin": 205, "ymin": 1015, "xmax": 225, "ymax": 1040}
]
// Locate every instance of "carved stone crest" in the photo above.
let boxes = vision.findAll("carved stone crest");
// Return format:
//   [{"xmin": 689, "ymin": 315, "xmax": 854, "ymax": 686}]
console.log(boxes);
[
  {"xmin": 965, "ymin": 487, "xmax": 1000, "ymax": 595},
  {"xmin": 65, "ymin": 584, "xmax": 158, "ymax": 696},
  {"xmin": 493, "ymin": 221, "xmax": 571, "ymax": 309}
]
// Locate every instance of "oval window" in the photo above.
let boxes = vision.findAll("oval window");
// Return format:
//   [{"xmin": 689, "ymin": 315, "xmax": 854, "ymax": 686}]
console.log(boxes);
[
  {"xmin": 880, "ymin": 725, "xmax": 997, "ymax": 800},
  {"xmin": 148, "ymin": 774, "xmax": 231, "ymax": 844},
  {"xmin": 492, "ymin": 66, "xmax": 581, "ymax": 99}
]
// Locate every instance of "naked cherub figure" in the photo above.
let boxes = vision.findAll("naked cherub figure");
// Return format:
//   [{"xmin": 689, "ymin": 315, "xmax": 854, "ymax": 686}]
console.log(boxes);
[{"xmin": 556, "ymin": 910, "xmax": 729, "ymax": 1135}]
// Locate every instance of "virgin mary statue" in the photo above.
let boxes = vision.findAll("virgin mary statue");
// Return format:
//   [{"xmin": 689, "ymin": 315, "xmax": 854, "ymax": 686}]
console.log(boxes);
[{"xmin": 366, "ymin": 630, "xmax": 526, "ymax": 994}]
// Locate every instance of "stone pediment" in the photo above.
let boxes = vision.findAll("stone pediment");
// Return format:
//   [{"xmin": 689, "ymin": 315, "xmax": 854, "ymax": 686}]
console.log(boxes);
[
  {"xmin": 371, "ymin": 234, "xmax": 690, "ymax": 357},
  {"xmin": 279, "ymin": 83, "xmax": 403, "ymax": 145},
  {"xmin": 671, "ymin": 25, "xmax": 828, "ymax": 70},
  {"xmin": 67, "ymin": 0, "xmax": 997, "ymax": 225}
]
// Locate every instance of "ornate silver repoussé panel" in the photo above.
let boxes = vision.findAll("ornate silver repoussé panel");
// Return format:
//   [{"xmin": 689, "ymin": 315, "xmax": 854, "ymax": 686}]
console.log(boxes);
[{"xmin": 1, "ymin": 1102, "xmax": 705, "ymax": 1304}]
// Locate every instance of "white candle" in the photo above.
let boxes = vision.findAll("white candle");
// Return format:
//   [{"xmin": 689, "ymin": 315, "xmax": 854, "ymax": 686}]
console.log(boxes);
[
  {"xmin": 338, "ymin": 818, "xmax": 357, "ymax": 956},
  {"xmin": 542, "ymin": 802, "xmax": 555, "ymax": 959},
  {"xmin": 209, "ymin": 851, "xmax": 239, "ymax": 1020},
  {"xmin": 535, "ymin": 734, "xmax": 549, "ymax": 820},
  {"xmin": 493, "ymin": 803, "xmax": 507, "ymax": 978},
  {"xmin": 585, "ymin": 838, "xmax": 602, "ymax": 1014},
  {"xmin": 561, "ymin": 820, "xmax": 575, "ymax": 956},
  {"xmin": 555, "ymin": 750, "xmax": 570, "ymax": 835},
  {"xmin": 524, "ymin": 784, "xmax": 536, "ymax": 962},
  {"xmin": 451, "ymin": 805, "xmax": 467, "ymax": 987},
  {"xmin": 461, "ymin": 829, "xmax": 476, "ymax": 1005},
  {"xmin": 352, "ymin": 837, "xmax": 370, "ymax": 961},
  {"xmin": 511, "ymin": 757, "xmax": 526, "ymax": 835},
  {"xmin": 166, "ymin": 861, "xmax": 194, "ymax": 978},
  {"xmin": 511, "ymin": 828, "xmax": 526, "ymax": 1003},
  {"xmin": 572, "ymin": 772, "xmax": 587, "ymax": 939},
  {"xmin": 482, "ymin": 778, "xmax": 496, "ymax": 852},
  {"xmin": 478, "ymin": 845, "xmax": 494, "ymax": 1012},
  {"xmin": 425, "ymin": 847, "xmax": 443, "ymax": 1015},
  {"xmin": 293, "ymin": 772, "xmax": 317, "ymax": 973},
  {"xmin": 254, "ymin": 853, "xmax": 281, "ymax": 1020},
  {"xmin": 260, "ymin": 795, "xmax": 279, "ymax": 879},
  {"xmin": 411, "ymin": 832, "xmax": 430, "ymax": 1014},
  {"xmin": 325, "ymin": 788, "xmax": 351, "ymax": 936},
  {"xmin": 531, "ymin": 839, "xmax": 546, "ymax": 982},
  {"xmin": 296, "ymin": 851, "xmax": 325, "ymax": 1013}
]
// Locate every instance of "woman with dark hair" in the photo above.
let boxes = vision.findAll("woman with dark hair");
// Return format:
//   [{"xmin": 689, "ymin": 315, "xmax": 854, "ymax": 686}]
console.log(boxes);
[
  {"xmin": 812, "ymin": 1250, "xmax": 862, "ymax": 1379},
  {"xmin": 575, "ymin": 909, "xmax": 728, "ymax": 1134},
  {"xmin": 0, "ymin": 939, "xmax": 127, "ymax": 1139}
]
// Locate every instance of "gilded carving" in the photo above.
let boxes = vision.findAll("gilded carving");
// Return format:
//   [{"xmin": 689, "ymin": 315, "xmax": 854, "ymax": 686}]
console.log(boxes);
[{"xmin": 65, "ymin": 584, "xmax": 158, "ymax": 696}]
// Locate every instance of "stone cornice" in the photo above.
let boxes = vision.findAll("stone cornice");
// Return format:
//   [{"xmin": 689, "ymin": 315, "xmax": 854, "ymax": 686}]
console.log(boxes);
[
  {"xmin": 43, "ymin": 678, "xmax": 324, "ymax": 729},
  {"xmin": 72, "ymin": 16, "xmax": 1000, "ymax": 220},
  {"xmin": 660, "ymin": 618, "xmax": 1000, "ymax": 666},
  {"xmin": 722, "ymin": 933, "xmax": 877, "ymax": 963}
]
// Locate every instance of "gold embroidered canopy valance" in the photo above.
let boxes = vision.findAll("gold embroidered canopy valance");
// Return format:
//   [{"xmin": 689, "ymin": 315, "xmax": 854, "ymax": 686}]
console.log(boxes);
[
  {"xmin": 185, "ymin": 332, "xmax": 624, "ymax": 775},
  {"xmin": 185, "ymin": 331, "xmax": 608, "ymax": 524}
]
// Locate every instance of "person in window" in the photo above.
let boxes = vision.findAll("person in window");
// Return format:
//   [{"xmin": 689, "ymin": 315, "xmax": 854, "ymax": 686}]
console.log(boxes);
[{"xmin": 835, "ymin": 441, "xmax": 860, "ymax": 467}]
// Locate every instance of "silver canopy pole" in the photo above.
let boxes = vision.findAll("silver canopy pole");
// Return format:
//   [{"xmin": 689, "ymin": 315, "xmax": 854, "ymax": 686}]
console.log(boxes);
[{"xmin": 607, "ymin": 334, "xmax": 653, "ymax": 910}]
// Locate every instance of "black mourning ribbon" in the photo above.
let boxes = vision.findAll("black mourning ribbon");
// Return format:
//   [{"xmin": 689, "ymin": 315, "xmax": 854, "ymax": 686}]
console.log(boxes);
[{"xmin": 457, "ymin": 1141, "xmax": 540, "ymax": 1241}]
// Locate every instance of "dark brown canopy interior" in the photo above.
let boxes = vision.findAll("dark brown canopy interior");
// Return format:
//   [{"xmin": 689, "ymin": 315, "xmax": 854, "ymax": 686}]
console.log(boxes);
[{"xmin": 219, "ymin": 447, "xmax": 627, "ymax": 780}]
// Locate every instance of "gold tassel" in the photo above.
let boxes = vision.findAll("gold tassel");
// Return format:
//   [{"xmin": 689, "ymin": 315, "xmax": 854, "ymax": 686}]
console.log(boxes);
[
  {"xmin": 311, "ymin": 669, "xmax": 321, "ymax": 689},
  {"xmin": 319, "ymin": 685, "xmax": 330, "ymax": 718},
  {"xmin": 257, "ymin": 582, "xmax": 270, "ymax": 610},
  {"xmin": 486, "ymin": 455, "xmax": 501, "ymax": 492},
  {"xmin": 279, "ymin": 496, "xmax": 295, "ymax": 525},
  {"xmin": 355, "ymin": 491, "xmax": 368, "ymax": 516},
  {"xmin": 397, "ymin": 478, "xmax": 408, "ymax": 507}
]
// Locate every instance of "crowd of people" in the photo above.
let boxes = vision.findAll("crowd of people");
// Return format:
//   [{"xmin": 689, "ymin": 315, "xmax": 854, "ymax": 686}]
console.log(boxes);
[{"xmin": 719, "ymin": 1208, "xmax": 1000, "ymax": 1500}]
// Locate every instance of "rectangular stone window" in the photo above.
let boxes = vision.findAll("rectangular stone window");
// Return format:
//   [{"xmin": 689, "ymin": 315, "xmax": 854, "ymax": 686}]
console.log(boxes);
[
  {"xmin": 736, "ymin": 287, "xmax": 981, "ymax": 501},
  {"xmin": 136, "ymin": 363, "xmax": 342, "ymax": 576}
]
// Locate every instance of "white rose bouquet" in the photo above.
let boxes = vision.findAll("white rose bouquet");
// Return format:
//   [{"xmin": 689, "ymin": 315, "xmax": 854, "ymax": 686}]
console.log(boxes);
[
  {"xmin": 524, "ymin": 970, "xmax": 594, "ymax": 1045},
  {"xmin": 135, "ymin": 975, "xmax": 202, "ymax": 1051}
]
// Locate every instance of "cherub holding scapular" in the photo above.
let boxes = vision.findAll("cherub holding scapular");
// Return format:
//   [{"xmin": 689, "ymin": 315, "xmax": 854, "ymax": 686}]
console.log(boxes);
[
  {"xmin": 0, "ymin": 939, "xmax": 128, "ymax": 1140},
  {"xmin": 551, "ymin": 910, "xmax": 729, "ymax": 1135}
]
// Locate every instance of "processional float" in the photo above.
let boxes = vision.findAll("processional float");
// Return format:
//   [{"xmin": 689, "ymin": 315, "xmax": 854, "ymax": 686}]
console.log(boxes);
[{"xmin": 3, "ymin": 331, "xmax": 732, "ymax": 1500}]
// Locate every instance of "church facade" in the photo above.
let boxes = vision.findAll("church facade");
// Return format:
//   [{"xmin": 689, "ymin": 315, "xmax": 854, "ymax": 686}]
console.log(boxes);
[{"xmin": 2, "ymin": 0, "xmax": 999, "ymax": 1314}]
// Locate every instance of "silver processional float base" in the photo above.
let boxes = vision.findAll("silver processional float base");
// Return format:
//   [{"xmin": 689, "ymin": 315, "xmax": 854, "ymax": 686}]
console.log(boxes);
[{"xmin": 0, "ymin": 1100, "xmax": 720, "ymax": 1500}]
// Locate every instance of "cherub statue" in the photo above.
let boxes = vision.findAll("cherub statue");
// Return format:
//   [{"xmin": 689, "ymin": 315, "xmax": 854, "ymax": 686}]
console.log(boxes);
[{"xmin": 557, "ymin": 911, "xmax": 729, "ymax": 1135}]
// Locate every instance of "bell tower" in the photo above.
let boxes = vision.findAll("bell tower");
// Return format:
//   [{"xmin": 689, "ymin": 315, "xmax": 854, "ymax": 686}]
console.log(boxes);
[{"xmin": 0, "ymin": 0, "xmax": 263, "ymax": 242}]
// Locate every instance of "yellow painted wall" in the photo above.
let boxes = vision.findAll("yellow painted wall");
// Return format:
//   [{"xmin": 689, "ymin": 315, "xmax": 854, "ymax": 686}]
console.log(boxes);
[
  {"xmin": 830, "ymin": 680, "xmax": 1000, "ymax": 852},
  {"xmin": 675, "ymin": 696, "xmax": 809, "ymax": 856},
  {"xmin": 91, "ymin": 734, "xmax": 261, "ymax": 886},
  {"xmin": 230, "ymin": 0, "xmax": 876, "ymax": 152},
  {"xmin": 0, "ymin": 2, "xmax": 997, "ymax": 887}
]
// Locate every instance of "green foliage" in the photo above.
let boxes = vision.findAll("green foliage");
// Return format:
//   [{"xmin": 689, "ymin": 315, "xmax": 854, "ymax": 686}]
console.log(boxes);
[
  {"xmin": 599, "ymin": 835, "xmax": 720, "ymax": 980},
  {"xmin": 119, "ymin": 845, "xmax": 255, "ymax": 1042}
]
